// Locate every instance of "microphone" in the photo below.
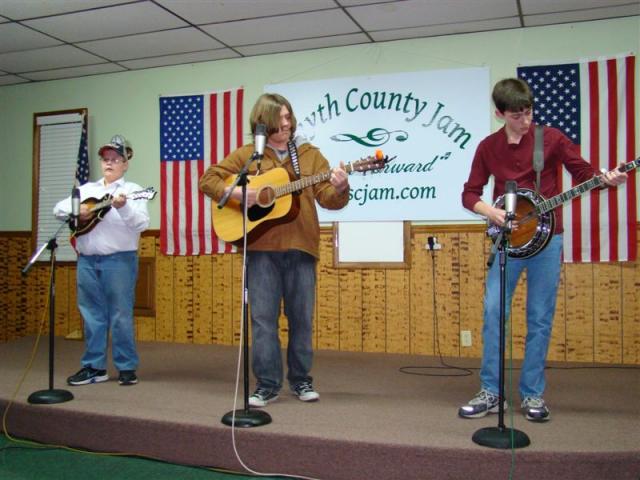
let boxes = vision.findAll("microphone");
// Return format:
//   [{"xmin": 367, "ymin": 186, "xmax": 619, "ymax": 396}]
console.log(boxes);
[
  {"xmin": 71, "ymin": 183, "xmax": 81, "ymax": 229},
  {"xmin": 254, "ymin": 123, "xmax": 266, "ymax": 159},
  {"xmin": 503, "ymin": 180, "xmax": 517, "ymax": 231}
]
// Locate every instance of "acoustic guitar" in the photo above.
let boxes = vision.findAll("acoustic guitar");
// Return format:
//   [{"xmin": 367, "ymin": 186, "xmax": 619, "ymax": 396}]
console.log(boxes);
[
  {"xmin": 212, "ymin": 153, "xmax": 393, "ymax": 242},
  {"xmin": 487, "ymin": 157, "xmax": 640, "ymax": 258},
  {"xmin": 70, "ymin": 187, "xmax": 157, "ymax": 238}
]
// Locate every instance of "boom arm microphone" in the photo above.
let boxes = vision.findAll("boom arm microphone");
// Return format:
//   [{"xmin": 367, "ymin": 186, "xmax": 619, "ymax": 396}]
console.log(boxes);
[
  {"xmin": 71, "ymin": 183, "xmax": 81, "ymax": 229},
  {"xmin": 503, "ymin": 180, "xmax": 517, "ymax": 231},
  {"xmin": 254, "ymin": 123, "xmax": 266, "ymax": 159}
]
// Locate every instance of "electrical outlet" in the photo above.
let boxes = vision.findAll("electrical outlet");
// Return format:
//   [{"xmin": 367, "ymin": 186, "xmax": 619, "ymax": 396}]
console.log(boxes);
[
  {"xmin": 461, "ymin": 330, "xmax": 472, "ymax": 347},
  {"xmin": 426, "ymin": 236, "xmax": 442, "ymax": 250}
]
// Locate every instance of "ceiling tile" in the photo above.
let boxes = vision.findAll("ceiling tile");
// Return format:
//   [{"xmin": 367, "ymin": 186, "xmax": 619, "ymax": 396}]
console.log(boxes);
[
  {"xmin": 0, "ymin": 0, "xmax": 128, "ymax": 20},
  {"xmin": 371, "ymin": 17, "xmax": 522, "ymax": 42},
  {"xmin": 202, "ymin": 10, "xmax": 359, "ymax": 46},
  {"xmin": 119, "ymin": 48, "xmax": 240, "ymax": 70},
  {"xmin": 336, "ymin": 0, "xmax": 395, "ymax": 5},
  {"xmin": 22, "ymin": 63, "xmax": 127, "ymax": 81},
  {"xmin": 520, "ymin": 0, "xmax": 636, "ymax": 15},
  {"xmin": 22, "ymin": 2, "xmax": 187, "ymax": 43},
  {"xmin": 235, "ymin": 33, "xmax": 370, "ymax": 56},
  {"xmin": 0, "ymin": 22, "xmax": 62, "ymax": 54},
  {"xmin": 525, "ymin": 4, "xmax": 640, "ymax": 27},
  {"xmin": 155, "ymin": 0, "xmax": 336, "ymax": 24},
  {"xmin": 78, "ymin": 27, "xmax": 224, "ymax": 61},
  {"xmin": 347, "ymin": 0, "xmax": 518, "ymax": 30},
  {"xmin": 0, "ymin": 74, "xmax": 30, "ymax": 86},
  {"xmin": 0, "ymin": 45, "xmax": 105, "ymax": 73}
]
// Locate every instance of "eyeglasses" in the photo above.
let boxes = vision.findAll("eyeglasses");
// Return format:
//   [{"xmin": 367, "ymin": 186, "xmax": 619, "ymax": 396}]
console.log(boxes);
[{"xmin": 101, "ymin": 157, "xmax": 126, "ymax": 164}]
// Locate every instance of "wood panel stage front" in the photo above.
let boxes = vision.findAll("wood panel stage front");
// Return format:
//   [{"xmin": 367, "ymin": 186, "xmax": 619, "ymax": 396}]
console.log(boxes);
[{"xmin": 1, "ymin": 337, "xmax": 638, "ymax": 480}]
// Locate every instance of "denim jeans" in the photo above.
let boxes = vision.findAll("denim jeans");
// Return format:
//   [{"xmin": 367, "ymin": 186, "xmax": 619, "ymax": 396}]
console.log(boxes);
[
  {"xmin": 77, "ymin": 251, "xmax": 139, "ymax": 371},
  {"xmin": 480, "ymin": 234, "xmax": 563, "ymax": 399},
  {"xmin": 247, "ymin": 250, "xmax": 316, "ymax": 392}
]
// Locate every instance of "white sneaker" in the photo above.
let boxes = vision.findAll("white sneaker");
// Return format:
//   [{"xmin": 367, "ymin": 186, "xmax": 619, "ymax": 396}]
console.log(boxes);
[
  {"xmin": 292, "ymin": 381, "xmax": 319, "ymax": 402},
  {"xmin": 249, "ymin": 388, "xmax": 278, "ymax": 407}
]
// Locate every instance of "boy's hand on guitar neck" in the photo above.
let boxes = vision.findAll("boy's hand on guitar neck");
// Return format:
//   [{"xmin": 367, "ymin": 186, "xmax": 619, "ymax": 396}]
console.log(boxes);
[
  {"xmin": 600, "ymin": 165, "xmax": 627, "ymax": 187},
  {"xmin": 330, "ymin": 161, "xmax": 349, "ymax": 194}
]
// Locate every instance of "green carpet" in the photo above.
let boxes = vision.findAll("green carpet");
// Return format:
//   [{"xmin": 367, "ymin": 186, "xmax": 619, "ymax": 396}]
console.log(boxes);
[{"xmin": 0, "ymin": 434, "xmax": 286, "ymax": 480}]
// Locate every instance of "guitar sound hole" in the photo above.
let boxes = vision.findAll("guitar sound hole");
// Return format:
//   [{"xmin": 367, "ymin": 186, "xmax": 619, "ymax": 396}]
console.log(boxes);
[{"xmin": 247, "ymin": 204, "xmax": 274, "ymax": 222}]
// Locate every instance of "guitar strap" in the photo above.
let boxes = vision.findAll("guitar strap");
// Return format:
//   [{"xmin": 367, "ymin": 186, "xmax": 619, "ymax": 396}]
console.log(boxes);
[
  {"xmin": 287, "ymin": 140, "xmax": 302, "ymax": 179},
  {"xmin": 533, "ymin": 124, "xmax": 544, "ymax": 193}
]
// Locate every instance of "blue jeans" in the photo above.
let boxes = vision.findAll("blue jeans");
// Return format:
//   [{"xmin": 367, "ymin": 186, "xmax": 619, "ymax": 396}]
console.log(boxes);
[
  {"xmin": 77, "ymin": 251, "xmax": 139, "ymax": 371},
  {"xmin": 480, "ymin": 234, "xmax": 563, "ymax": 399},
  {"xmin": 247, "ymin": 250, "xmax": 316, "ymax": 392}
]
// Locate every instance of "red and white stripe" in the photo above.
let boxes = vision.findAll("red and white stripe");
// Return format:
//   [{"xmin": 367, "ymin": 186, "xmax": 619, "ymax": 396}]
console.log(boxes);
[{"xmin": 562, "ymin": 55, "xmax": 636, "ymax": 263}]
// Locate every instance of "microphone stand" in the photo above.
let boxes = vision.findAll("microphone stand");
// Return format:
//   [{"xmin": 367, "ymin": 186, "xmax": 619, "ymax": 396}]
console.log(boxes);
[
  {"xmin": 221, "ymin": 153, "xmax": 271, "ymax": 428},
  {"xmin": 23, "ymin": 220, "xmax": 74, "ymax": 405},
  {"xmin": 472, "ymin": 215, "xmax": 529, "ymax": 449}
]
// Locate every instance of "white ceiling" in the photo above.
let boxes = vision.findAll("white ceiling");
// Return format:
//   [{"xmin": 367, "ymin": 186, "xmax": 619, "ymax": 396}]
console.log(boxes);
[{"xmin": 0, "ymin": 0, "xmax": 637, "ymax": 86}]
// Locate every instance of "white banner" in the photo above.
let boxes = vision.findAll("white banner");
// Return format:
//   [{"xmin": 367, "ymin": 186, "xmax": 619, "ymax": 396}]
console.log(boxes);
[{"xmin": 268, "ymin": 68, "xmax": 490, "ymax": 222}]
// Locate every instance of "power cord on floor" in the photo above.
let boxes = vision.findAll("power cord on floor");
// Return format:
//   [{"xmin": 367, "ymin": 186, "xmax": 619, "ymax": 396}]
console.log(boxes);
[{"xmin": 399, "ymin": 241, "xmax": 472, "ymax": 377}]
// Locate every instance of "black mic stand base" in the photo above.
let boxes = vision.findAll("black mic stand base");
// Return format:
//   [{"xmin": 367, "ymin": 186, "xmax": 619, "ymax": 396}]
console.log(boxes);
[
  {"xmin": 221, "ymin": 409, "xmax": 272, "ymax": 428},
  {"xmin": 28, "ymin": 388, "xmax": 74, "ymax": 405},
  {"xmin": 472, "ymin": 425, "xmax": 530, "ymax": 449}
]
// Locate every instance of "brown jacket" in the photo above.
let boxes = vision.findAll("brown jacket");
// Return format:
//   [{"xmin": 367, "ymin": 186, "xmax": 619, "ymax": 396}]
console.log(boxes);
[{"xmin": 199, "ymin": 141, "xmax": 349, "ymax": 259}]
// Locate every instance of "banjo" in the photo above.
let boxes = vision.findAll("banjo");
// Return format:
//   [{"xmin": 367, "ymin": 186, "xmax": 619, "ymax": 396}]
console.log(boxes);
[{"xmin": 487, "ymin": 157, "xmax": 640, "ymax": 259}]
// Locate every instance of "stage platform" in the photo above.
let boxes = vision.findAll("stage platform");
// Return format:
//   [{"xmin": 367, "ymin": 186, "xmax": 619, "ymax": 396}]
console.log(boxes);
[{"xmin": 1, "ymin": 336, "xmax": 638, "ymax": 480}]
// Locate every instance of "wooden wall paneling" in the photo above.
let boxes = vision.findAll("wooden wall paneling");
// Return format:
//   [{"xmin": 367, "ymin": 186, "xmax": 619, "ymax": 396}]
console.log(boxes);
[
  {"xmin": 361, "ymin": 268, "xmax": 386, "ymax": 352},
  {"xmin": 621, "ymin": 261, "xmax": 640, "ymax": 364},
  {"xmin": 593, "ymin": 264, "xmax": 622, "ymax": 363},
  {"xmin": 54, "ymin": 266, "xmax": 70, "ymax": 336},
  {"xmin": 155, "ymin": 238, "xmax": 174, "ymax": 342},
  {"xmin": 316, "ymin": 232, "xmax": 340, "ymax": 350},
  {"xmin": 432, "ymin": 232, "xmax": 460, "ymax": 357},
  {"xmin": 409, "ymin": 232, "xmax": 434, "ymax": 355},
  {"xmin": 231, "ymin": 254, "xmax": 243, "ymax": 345},
  {"xmin": 0, "ymin": 237, "xmax": 8, "ymax": 342},
  {"xmin": 172, "ymin": 256, "xmax": 194, "ymax": 343},
  {"xmin": 11, "ymin": 238, "xmax": 30, "ymax": 339},
  {"xmin": 385, "ymin": 268, "xmax": 411, "ymax": 353},
  {"xmin": 135, "ymin": 236, "xmax": 157, "ymax": 341},
  {"xmin": 211, "ymin": 254, "xmax": 235, "ymax": 345},
  {"xmin": 138, "ymin": 235, "xmax": 156, "ymax": 257},
  {"xmin": 192, "ymin": 255, "xmax": 213, "ymax": 344},
  {"xmin": 458, "ymin": 232, "xmax": 485, "ymax": 358},
  {"xmin": 564, "ymin": 263, "xmax": 594, "ymax": 362},
  {"xmin": 278, "ymin": 302, "xmax": 289, "ymax": 348},
  {"xmin": 35, "ymin": 266, "xmax": 50, "ymax": 336},
  {"xmin": 338, "ymin": 269, "xmax": 363, "ymax": 351},
  {"xmin": 548, "ymin": 265, "xmax": 567, "ymax": 362}
]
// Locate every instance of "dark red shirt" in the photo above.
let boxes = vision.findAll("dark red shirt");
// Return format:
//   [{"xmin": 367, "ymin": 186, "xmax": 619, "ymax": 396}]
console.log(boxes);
[{"xmin": 461, "ymin": 124, "xmax": 599, "ymax": 233}]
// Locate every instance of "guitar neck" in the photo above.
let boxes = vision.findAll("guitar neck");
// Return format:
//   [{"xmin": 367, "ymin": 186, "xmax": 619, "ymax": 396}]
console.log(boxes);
[
  {"xmin": 537, "ymin": 157, "xmax": 640, "ymax": 214},
  {"xmin": 274, "ymin": 164, "xmax": 357, "ymax": 198}
]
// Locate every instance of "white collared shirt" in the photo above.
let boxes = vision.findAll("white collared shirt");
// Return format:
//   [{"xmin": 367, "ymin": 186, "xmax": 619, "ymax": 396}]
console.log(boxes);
[{"xmin": 53, "ymin": 177, "xmax": 150, "ymax": 255}]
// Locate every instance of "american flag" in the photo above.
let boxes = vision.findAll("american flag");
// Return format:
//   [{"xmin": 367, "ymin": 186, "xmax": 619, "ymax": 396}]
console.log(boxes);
[
  {"xmin": 76, "ymin": 114, "xmax": 89, "ymax": 185},
  {"xmin": 518, "ymin": 55, "xmax": 637, "ymax": 263},
  {"xmin": 160, "ymin": 88, "xmax": 244, "ymax": 255}
]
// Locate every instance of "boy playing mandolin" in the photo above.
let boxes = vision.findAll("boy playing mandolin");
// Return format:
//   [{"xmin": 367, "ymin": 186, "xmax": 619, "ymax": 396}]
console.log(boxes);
[
  {"xmin": 54, "ymin": 134, "xmax": 150, "ymax": 387},
  {"xmin": 199, "ymin": 93, "xmax": 350, "ymax": 407},
  {"xmin": 459, "ymin": 78, "xmax": 627, "ymax": 422}
]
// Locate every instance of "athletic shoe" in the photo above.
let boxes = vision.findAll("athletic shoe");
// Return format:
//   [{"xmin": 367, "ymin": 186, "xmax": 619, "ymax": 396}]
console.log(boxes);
[
  {"xmin": 458, "ymin": 389, "xmax": 505, "ymax": 418},
  {"xmin": 67, "ymin": 366, "xmax": 109, "ymax": 386},
  {"xmin": 292, "ymin": 381, "xmax": 320, "ymax": 402},
  {"xmin": 521, "ymin": 396, "xmax": 550, "ymax": 422},
  {"xmin": 249, "ymin": 388, "xmax": 279, "ymax": 407},
  {"xmin": 118, "ymin": 370, "xmax": 138, "ymax": 386}
]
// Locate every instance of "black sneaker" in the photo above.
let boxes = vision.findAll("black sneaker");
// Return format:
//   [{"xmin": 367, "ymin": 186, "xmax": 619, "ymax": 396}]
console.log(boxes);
[
  {"xmin": 67, "ymin": 367, "xmax": 108, "ymax": 386},
  {"xmin": 458, "ymin": 389, "xmax": 505, "ymax": 418},
  {"xmin": 249, "ymin": 388, "xmax": 278, "ymax": 407},
  {"xmin": 521, "ymin": 396, "xmax": 550, "ymax": 422},
  {"xmin": 292, "ymin": 381, "xmax": 319, "ymax": 402},
  {"xmin": 118, "ymin": 370, "xmax": 138, "ymax": 386}
]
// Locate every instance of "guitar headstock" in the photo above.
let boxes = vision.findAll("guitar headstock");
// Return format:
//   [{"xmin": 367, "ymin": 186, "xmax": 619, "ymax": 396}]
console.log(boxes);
[
  {"xmin": 349, "ymin": 150, "xmax": 395, "ymax": 174},
  {"xmin": 131, "ymin": 187, "xmax": 158, "ymax": 201}
]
